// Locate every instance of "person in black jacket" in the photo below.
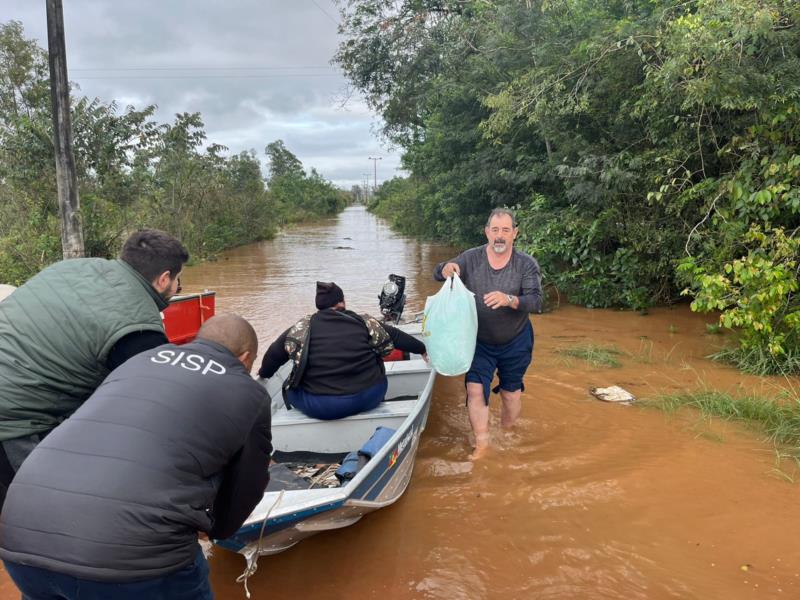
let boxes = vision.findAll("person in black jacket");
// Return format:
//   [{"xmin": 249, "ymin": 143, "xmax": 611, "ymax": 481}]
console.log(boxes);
[
  {"xmin": 259, "ymin": 281, "xmax": 426, "ymax": 420},
  {"xmin": 0, "ymin": 314, "xmax": 271, "ymax": 600}
]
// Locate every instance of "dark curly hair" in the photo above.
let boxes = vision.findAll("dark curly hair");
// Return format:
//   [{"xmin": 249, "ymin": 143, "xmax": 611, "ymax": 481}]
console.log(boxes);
[{"xmin": 120, "ymin": 229, "xmax": 189, "ymax": 282}]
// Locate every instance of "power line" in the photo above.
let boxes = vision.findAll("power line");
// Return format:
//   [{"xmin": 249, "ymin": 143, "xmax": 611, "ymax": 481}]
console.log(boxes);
[
  {"xmin": 69, "ymin": 64, "xmax": 343, "ymax": 80},
  {"xmin": 71, "ymin": 66, "xmax": 336, "ymax": 72},
  {"xmin": 71, "ymin": 73, "xmax": 343, "ymax": 80},
  {"xmin": 310, "ymin": 0, "xmax": 339, "ymax": 25}
]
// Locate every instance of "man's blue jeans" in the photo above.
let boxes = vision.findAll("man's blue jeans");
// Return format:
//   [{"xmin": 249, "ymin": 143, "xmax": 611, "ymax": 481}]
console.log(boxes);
[
  {"xmin": 4, "ymin": 548, "xmax": 213, "ymax": 600},
  {"xmin": 288, "ymin": 377, "xmax": 388, "ymax": 420}
]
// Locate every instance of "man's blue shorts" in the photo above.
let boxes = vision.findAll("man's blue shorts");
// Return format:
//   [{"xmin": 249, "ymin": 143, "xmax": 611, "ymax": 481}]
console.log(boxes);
[{"xmin": 466, "ymin": 321, "xmax": 533, "ymax": 405}]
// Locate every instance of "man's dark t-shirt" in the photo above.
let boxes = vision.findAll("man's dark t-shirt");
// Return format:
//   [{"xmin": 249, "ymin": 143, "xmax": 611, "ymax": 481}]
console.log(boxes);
[{"xmin": 434, "ymin": 245, "xmax": 542, "ymax": 345}]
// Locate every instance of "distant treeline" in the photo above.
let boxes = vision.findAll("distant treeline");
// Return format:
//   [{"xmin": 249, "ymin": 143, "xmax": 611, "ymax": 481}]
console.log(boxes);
[
  {"xmin": 0, "ymin": 21, "xmax": 347, "ymax": 287},
  {"xmin": 335, "ymin": 0, "xmax": 800, "ymax": 374}
]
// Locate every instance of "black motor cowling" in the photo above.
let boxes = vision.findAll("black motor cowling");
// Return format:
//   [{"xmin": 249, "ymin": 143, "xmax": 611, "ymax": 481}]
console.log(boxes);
[{"xmin": 378, "ymin": 274, "xmax": 406, "ymax": 323}]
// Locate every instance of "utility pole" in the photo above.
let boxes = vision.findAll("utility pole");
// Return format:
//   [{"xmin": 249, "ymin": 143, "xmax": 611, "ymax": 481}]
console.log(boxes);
[
  {"xmin": 362, "ymin": 173, "xmax": 370, "ymax": 202},
  {"xmin": 46, "ymin": 0, "xmax": 84, "ymax": 259},
  {"xmin": 368, "ymin": 156, "xmax": 382, "ymax": 192}
]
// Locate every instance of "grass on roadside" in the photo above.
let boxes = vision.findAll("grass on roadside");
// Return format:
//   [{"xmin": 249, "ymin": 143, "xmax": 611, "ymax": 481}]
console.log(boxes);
[
  {"xmin": 710, "ymin": 345, "xmax": 800, "ymax": 377},
  {"xmin": 643, "ymin": 390, "xmax": 800, "ymax": 450},
  {"xmin": 557, "ymin": 344, "xmax": 624, "ymax": 368}
]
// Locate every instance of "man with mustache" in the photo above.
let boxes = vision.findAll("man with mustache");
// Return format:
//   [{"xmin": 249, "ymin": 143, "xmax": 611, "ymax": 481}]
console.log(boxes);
[{"xmin": 434, "ymin": 208, "xmax": 542, "ymax": 459}]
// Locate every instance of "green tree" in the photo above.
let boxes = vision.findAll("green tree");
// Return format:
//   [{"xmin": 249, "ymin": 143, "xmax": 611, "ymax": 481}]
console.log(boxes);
[
  {"xmin": 265, "ymin": 139, "xmax": 304, "ymax": 181},
  {"xmin": 265, "ymin": 139, "xmax": 346, "ymax": 222},
  {"xmin": 0, "ymin": 20, "xmax": 347, "ymax": 285},
  {"xmin": 335, "ymin": 0, "xmax": 800, "ymax": 370}
]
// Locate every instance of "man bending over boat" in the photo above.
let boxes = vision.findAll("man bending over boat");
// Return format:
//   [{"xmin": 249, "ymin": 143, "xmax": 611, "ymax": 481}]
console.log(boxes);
[
  {"xmin": 0, "ymin": 314, "xmax": 271, "ymax": 600},
  {"xmin": 259, "ymin": 281, "xmax": 426, "ymax": 420},
  {"xmin": 0, "ymin": 229, "xmax": 189, "ymax": 507},
  {"xmin": 434, "ymin": 208, "xmax": 542, "ymax": 459}
]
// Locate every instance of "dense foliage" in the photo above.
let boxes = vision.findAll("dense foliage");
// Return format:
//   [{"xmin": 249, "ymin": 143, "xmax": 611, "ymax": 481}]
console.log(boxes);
[
  {"xmin": 336, "ymin": 0, "xmax": 800, "ymax": 372},
  {"xmin": 265, "ymin": 140, "xmax": 348, "ymax": 223},
  {"xmin": 0, "ymin": 22, "xmax": 346, "ymax": 286}
]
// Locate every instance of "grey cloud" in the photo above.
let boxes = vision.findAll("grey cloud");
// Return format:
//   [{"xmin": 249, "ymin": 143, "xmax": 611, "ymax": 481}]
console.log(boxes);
[{"xmin": 1, "ymin": 0, "xmax": 400, "ymax": 187}]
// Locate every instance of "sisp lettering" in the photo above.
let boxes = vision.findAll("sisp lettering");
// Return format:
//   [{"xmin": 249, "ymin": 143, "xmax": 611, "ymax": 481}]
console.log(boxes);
[{"xmin": 150, "ymin": 350, "xmax": 226, "ymax": 375}]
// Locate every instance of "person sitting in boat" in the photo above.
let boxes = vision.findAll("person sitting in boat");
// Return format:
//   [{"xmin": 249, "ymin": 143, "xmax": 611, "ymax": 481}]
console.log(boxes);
[
  {"xmin": 0, "ymin": 314, "xmax": 271, "ymax": 600},
  {"xmin": 0, "ymin": 229, "xmax": 189, "ymax": 507},
  {"xmin": 259, "ymin": 281, "xmax": 426, "ymax": 420}
]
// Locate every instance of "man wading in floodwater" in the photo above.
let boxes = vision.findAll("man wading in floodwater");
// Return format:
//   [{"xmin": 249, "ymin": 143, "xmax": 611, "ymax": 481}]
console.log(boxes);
[{"xmin": 434, "ymin": 208, "xmax": 542, "ymax": 459}]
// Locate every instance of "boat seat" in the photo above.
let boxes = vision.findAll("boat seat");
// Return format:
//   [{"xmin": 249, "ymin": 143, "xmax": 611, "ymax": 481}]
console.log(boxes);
[
  {"xmin": 270, "ymin": 398, "xmax": 420, "ymax": 454},
  {"xmin": 272, "ymin": 398, "xmax": 418, "ymax": 427}
]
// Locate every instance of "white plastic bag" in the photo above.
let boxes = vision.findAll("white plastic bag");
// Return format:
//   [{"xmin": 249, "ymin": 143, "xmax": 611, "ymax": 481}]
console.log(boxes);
[{"xmin": 422, "ymin": 274, "xmax": 478, "ymax": 376}]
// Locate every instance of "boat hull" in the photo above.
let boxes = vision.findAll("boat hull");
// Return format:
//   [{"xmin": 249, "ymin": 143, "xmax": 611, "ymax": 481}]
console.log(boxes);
[{"xmin": 215, "ymin": 346, "xmax": 434, "ymax": 558}]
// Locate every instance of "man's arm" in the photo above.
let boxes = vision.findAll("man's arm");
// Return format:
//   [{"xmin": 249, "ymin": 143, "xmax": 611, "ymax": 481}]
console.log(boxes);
[
  {"xmin": 515, "ymin": 257, "xmax": 543, "ymax": 314},
  {"xmin": 258, "ymin": 329, "xmax": 290, "ymax": 379},
  {"xmin": 433, "ymin": 253, "xmax": 468, "ymax": 281},
  {"xmin": 106, "ymin": 330, "xmax": 169, "ymax": 371},
  {"xmin": 208, "ymin": 404, "xmax": 272, "ymax": 540},
  {"xmin": 383, "ymin": 324, "xmax": 426, "ymax": 355}
]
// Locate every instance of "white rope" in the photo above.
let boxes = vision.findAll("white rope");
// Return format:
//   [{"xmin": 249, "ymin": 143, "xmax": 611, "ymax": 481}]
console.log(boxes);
[{"xmin": 235, "ymin": 490, "xmax": 285, "ymax": 599}]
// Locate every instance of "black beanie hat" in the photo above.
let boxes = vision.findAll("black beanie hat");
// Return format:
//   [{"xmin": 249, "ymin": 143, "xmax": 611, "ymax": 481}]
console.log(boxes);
[{"xmin": 315, "ymin": 281, "xmax": 344, "ymax": 310}]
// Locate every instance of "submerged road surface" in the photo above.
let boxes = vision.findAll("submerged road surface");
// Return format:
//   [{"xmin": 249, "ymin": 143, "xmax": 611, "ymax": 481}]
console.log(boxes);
[{"xmin": 3, "ymin": 206, "xmax": 798, "ymax": 599}]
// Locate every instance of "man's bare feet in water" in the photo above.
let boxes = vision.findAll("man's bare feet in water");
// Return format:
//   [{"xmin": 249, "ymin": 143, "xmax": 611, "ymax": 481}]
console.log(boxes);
[
  {"xmin": 469, "ymin": 433, "xmax": 490, "ymax": 461},
  {"xmin": 468, "ymin": 446, "xmax": 489, "ymax": 461}
]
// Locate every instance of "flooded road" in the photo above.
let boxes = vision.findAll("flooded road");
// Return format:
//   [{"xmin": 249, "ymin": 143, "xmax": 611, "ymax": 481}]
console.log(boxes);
[
  {"xmin": 2, "ymin": 206, "xmax": 799, "ymax": 599},
  {"xmin": 193, "ymin": 206, "xmax": 800, "ymax": 599},
  {"xmin": 178, "ymin": 205, "xmax": 445, "ymax": 354}
]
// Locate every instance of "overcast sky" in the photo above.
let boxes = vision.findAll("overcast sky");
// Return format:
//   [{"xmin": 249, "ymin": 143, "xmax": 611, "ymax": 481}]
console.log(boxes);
[{"xmin": 1, "ymin": 1, "xmax": 402, "ymax": 189}]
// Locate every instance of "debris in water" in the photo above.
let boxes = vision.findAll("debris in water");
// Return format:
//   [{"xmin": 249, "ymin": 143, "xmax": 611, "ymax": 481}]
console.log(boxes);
[
  {"xmin": 590, "ymin": 385, "xmax": 635, "ymax": 404},
  {"xmin": 334, "ymin": 246, "xmax": 354, "ymax": 250},
  {"xmin": 426, "ymin": 458, "xmax": 473, "ymax": 477}
]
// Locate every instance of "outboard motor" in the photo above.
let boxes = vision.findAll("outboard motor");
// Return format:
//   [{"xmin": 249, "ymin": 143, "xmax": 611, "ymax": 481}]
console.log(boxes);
[{"xmin": 378, "ymin": 274, "xmax": 406, "ymax": 323}]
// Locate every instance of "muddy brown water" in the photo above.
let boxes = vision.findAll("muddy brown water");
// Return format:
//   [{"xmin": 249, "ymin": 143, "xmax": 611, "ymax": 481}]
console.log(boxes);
[{"xmin": 2, "ymin": 206, "xmax": 799, "ymax": 599}]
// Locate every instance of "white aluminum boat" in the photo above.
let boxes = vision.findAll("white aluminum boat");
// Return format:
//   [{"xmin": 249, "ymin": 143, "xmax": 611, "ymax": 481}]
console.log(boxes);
[{"xmin": 214, "ymin": 323, "xmax": 434, "ymax": 574}]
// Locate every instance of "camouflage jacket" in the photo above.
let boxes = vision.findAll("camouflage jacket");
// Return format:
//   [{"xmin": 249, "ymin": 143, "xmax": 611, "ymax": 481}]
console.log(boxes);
[{"xmin": 283, "ymin": 311, "xmax": 394, "ymax": 392}]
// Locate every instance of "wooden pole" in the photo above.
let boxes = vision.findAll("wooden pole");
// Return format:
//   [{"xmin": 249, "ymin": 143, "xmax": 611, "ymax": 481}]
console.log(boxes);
[{"xmin": 46, "ymin": 0, "xmax": 84, "ymax": 259}]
